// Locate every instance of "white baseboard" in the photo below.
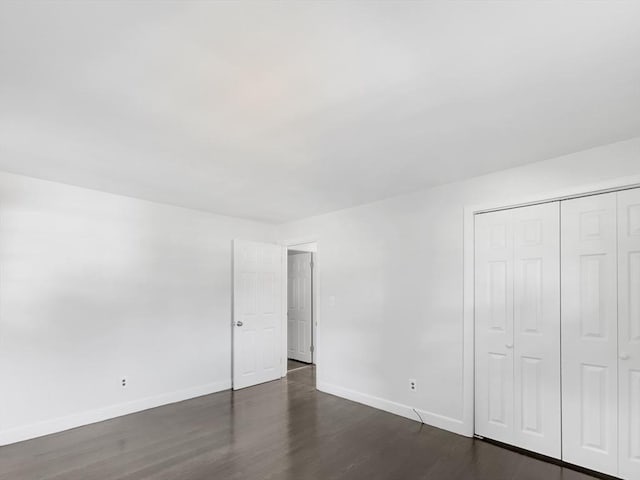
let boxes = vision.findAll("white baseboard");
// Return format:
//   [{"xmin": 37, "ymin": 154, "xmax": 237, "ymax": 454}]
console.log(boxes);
[
  {"xmin": 317, "ymin": 381, "xmax": 470, "ymax": 437},
  {"xmin": 0, "ymin": 380, "xmax": 231, "ymax": 446},
  {"xmin": 1, "ymin": 380, "xmax": 470, "ymax": 446}
]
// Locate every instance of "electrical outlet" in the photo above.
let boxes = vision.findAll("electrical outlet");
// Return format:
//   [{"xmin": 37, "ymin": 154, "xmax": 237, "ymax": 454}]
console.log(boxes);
[
  {"xmin": 409, "ymin": 378, "xmax": 417, "ymax": 392},
  {"xmin": 121, "ymin": 377, "xmax": 127, "ymax": 388}
]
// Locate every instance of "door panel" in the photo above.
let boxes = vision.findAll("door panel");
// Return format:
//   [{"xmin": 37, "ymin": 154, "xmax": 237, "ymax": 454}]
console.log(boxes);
[
  {"xmin": 233, "ymin": 240, "xmax": 283, "ymax": 390},
  {"xmin": 476, "ymin": 209, "xmax": 515, "ymax": 444},
  {"xmin": 618, "ymin": 188, "xmax": 640, "ymax": 480},
  {"xmin": 520, "ymin": 356, "xmax": 542, "ymax": 434},
  {"xmin": 476, "ymin": 203, "xmax": 560, "ymax": 457},
  {"xmin": 487, "ymin": 352, "xmax": 509, "ymax": 425},
  {"xmin": 561, "ymin": 193, "xmax": 618, "ymax": 476},
  {"xmin": 512, "ymin": 202, "xmax": 561, "ymax": 458},
  {"xmin": 287, "ymin": 252, "xmax": 312, "ymax": 363},
  {"xmin": 581, "ymin": 363, "xmax": 609, "ymax": 450}
]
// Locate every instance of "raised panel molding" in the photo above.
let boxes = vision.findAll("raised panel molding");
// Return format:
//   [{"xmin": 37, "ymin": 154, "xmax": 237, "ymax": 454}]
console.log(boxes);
[
  {"xmin": 299, "ymin": 277, "xmax": 307, "ymax": 309},
  {"xmin": 521, "ymin": 356, "xmax": 542, "ymax": 435},
  {"xmin": 488, "ymin": 353, "xmax": 508, "ymax": 425},
  {"xmin": 241, "ymin": 330, "xmax": 257, "ymax": 375},
  {"xmin": 260, "ymin": 272, "xmax": 275, "ymax": 313},
  {"xmin": 580, "ymin": 210, "xmax": 604, "ymax": 239},
  {"xmin": 489, "ymin": 261, "xmax": 508, "ymax": 331},
  {"xmin": 263, "ymin": 328, "xmax": 276, "ymax": 369},
  {"xmin": 628, "ymin": 204, "xmax": 640, "ymax": 236},
  {"xmin": 490, "ymin": 223, "xmax": 507, "ymax": 249},
  {"xmin": 629, "ymin": 252, "xmax": 640, "ymax": 342},
  {"xmin": 245, "ymin": 245, "xmax": 258, "ymax": 267},
  {"xmin": 629, "ymin": 370, "xmax": 640, "ymax": 461},
  {"xmin": 581, "ymin": 364, "xmax": 608, "ymax": 452},
  {"xmin": 580, "ymin": 255, "xmax": 606, "ymax": 338},
  {"xmin": 520, "ymin": 258, "xmax": 542, "ymax": 334},
  {"xmin": 522, "ymin": 219, "xmax": 542, "ymax": 245},
  {"xmin": 241, "ymin": 272, "xmax": 258, "ymax": 315}
]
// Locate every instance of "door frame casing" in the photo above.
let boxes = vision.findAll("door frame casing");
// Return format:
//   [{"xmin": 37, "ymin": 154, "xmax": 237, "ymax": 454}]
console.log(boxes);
[
  {"xmin": 463, "ymin": 174, "xmax": 640, "ymax": 437},
  {"xmin": 282, "ymin": 238, "xmax": 319, "ymax": 379}
]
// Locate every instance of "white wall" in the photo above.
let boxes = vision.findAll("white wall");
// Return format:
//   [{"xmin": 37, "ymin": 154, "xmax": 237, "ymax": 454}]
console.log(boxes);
[
  {"xmin": 278, "ymin": 137, "xmax": 640, "ymax": 435},
  {"xmin": 0, "ymin": 172, "xmax": 276, "ymax": 445},
  {"xmin": 2, "ymin": 137, "xmax": 639, "ymax": 446}
]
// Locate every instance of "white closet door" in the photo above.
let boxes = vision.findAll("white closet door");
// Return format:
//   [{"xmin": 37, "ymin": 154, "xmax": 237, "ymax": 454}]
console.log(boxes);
[
  {"xmin": 476, "ymin": 209, "xmax": 515, "ymax": 445},
  {"xmin": 512, "ymin": 203, "xmax": 561, "ymax": 458},
  {"xmin": 561, "ymin": 193, "xmax": 618, "ymax": 476},
  {"xmin": 618, "ymin": 188, "xmax": 640, "ymax": 480},
  {"xmin": 287, "ymin": 252, "xmax": 312, "ymax": 363},
  {"xmin": 475, "ymin": 203, "xmax": 561, "ymax": 456}
]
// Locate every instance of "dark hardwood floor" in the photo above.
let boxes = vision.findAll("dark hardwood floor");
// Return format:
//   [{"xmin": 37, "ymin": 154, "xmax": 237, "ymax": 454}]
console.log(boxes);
[
  {"xmin": 0, "ymin": 367, "xmax": 604, "ymax": 480},
  {"xmin": 287, "ymin": 358, "xmax": 311, "ymax": 371}
]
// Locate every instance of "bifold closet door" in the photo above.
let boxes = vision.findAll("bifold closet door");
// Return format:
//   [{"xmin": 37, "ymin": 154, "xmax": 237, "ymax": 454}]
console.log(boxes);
[
  {"xmin": 475, "ymin": 202, "xmax": 561, "ymax": 458},
  {"xmin": 476, "ymin": 208, "xmax": 514, "ymax": 446},
  {"xmin": 618, "ymin": 188, "xmax": 640, "ymax": 479},
  {"xmin": 512, "ymin": 203, "xmax": 561, "ymax": 457},
  {"xmin": 561, "ymin": 193, "xmax": 618, "ymax": 476}
]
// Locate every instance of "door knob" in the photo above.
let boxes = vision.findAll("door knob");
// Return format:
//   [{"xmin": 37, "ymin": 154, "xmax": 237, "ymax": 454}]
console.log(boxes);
[
  {"xmin": 619, "ymin": 353, "xmax": 630, "ymax": 360},
  {"xmin": 505, "ymin": 344, "xmax": 513, "ymax": 349},
  {"xmin": 236, "ymin": 321, "xmax": 243, "ymax": 327}
]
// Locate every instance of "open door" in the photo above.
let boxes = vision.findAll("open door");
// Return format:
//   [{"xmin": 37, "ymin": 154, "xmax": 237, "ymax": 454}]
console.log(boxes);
[
  {"xmin": 233, "ymin": 240, "xmax": 284, "ymax": 390},
  {"xmin": 287, "ymin": 252, "xmax": 313, "ymax": 363}
]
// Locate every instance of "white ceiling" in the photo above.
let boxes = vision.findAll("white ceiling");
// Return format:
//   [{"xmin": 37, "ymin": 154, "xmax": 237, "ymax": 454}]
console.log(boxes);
[{"xmin": 1, "ymin": 1, "xmax": 639, "ymax": 223}]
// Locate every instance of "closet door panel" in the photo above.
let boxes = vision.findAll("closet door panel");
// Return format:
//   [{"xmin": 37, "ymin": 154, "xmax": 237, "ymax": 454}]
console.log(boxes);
[
  {"xmin": 512, "ymin": 203, "xmax": 561, "ymax": 458},
  {"xmin": 618, "ymin": 188, "xmax": 640, "ymax": 480},
  {"xmin": 475, "ymin": 202, "xmax": 560, "ymax": 457},
  {"xmin": 475, "ymin": 209, "xmax": 515, "ymax": 444},
  {"xmin": 561, "ymin": 193, "xmax": 618, "ymax": 476}
]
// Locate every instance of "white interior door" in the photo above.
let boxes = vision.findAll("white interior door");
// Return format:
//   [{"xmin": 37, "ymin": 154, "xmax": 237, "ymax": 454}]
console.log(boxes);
[
  {"xmin": 512, "ymin": 202, "xmax": 561, "ymax": 458},
  {"xmin": 287, "ymin": 252, "xmax": 313, "ymax": 363},
  {"xmin": 561, "ymin": 193, "xmax": 618, "ymax": 476},
  {"xmin": 475, "ymin": 203, "xmax": 561, "ymax": 458},
  {"xmin": 233, "ymin": 240, "xmax": 284, "ymax": 390},
  {"xmin": 475, "ymin": 208, "xmax": 515, "ymax": 445},
  {"xmin": 618, "ymin": 188, "xmax": 640, "ymax": 480}
]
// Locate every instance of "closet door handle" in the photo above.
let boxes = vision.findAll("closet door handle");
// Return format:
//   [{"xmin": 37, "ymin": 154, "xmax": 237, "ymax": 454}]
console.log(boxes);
[
  {"xmin": 619, "ymin": 353, "xmax": 630, "ymax": 361},
  {"xmin": 505, "ymin": 344, "xmax": 513, "ymax": 349}
]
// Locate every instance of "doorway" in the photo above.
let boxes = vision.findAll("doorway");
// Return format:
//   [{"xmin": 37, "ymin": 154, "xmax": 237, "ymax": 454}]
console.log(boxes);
[
  {"xmin": 286, "ymin": 242, "xmax": 317, "ymax": 374},
  {"xmin": 232, "ymin": 239, "xmax": 318, "ymax": 390}
]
